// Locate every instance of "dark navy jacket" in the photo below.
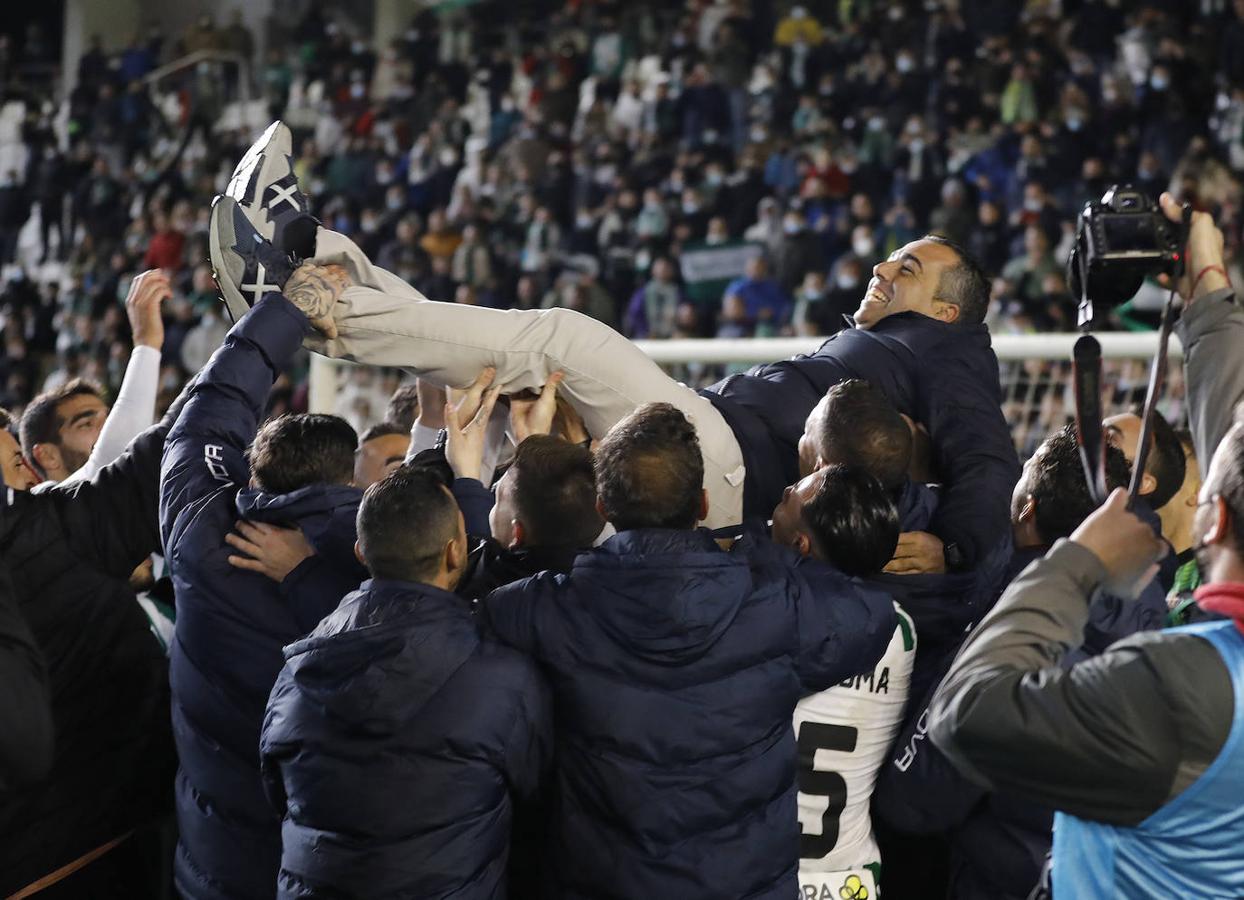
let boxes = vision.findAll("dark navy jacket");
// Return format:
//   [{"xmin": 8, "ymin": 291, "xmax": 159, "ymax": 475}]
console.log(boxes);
[
  {"xmin": 870, "ymin": 480, "xmax": 1010, "ymax": 704},
  {"xmin": 261, "ymin": 578, "xmax": 552, "ymax": 899},
  {"xmin": 873, "ymin": 545, "xmax": 1170, "ymax": 900},
  {"xmin": 160, "ymin": 294, "xmax": 367, "ymax": 900},
  {"xmin": 483, "ymin": 527, "xmax": 897, "ymax": 899},
  {"xmin": 701, "ymin": 312, "xmax": 1020, "ymax": 568}
]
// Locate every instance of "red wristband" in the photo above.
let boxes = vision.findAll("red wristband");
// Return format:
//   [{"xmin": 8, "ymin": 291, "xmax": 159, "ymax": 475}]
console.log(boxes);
[{"xmin": 1191, "ymin": 264, "xmax": 1231, "ymax": 295}]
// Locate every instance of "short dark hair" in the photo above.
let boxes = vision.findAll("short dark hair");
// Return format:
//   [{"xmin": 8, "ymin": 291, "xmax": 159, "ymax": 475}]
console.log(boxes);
[
  {"xmin": 511, "ymin": 435, "xmax": 602, "ymax": 548},
  {"xmin": 20, "ymin": 378, "xmax": 105, "ymax": 458},
  {"xmin": 248, "ymin": 414, "xmax": 357, "ymax": 494},
  {"xmin": 359, "ymin": 421, "xmax": 409, "ymax": 445},
  {"xmin": 385, "ymin": 385, "xmax": 420, "ymax": 431},
  {"xmin": 357, "ymin": 464, "xmax": 460, "ymax": 582},
  {"xmin": 924, "ymin": 234, "xmax": 991, "ymax": 325},
  {"xmin": 1030, "ymin": 424, "xmax": 1131, "ymax": 543},
  {"xmin": 801, "ymin": 464, "xmax": 900, "ymax": 576},
  {"xmin": 594, "ymin": 403, "xmax": 703, "ymax": 531},
  {"xmin": 1127, "ymin": 405, "xmax": 1187, "ymax": 510},
  {"xmin": 819, "ymin": 380, "xmax": 912, "ymax": 491}
]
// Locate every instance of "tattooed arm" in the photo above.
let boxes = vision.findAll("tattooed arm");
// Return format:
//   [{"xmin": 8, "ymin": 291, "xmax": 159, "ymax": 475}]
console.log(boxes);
[{"xmin": 284, "ymin": 264, "xmax": 350, "ymax": 339}]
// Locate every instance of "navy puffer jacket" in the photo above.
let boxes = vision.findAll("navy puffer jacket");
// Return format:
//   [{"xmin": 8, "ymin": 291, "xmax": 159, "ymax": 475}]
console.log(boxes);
[
  {"xmin": 483, "ymin": 527, "xmax": 896, "ymax": 899},
  {"xmin": 261, "ymin": 579, "xmax": 552, "ymax": 899},
  {"xmin": 702, "ymin": 312, "xmax": 1020, "ymax": 569},
  {"xmin": 160, "ymin": 294, "xmax": 367, "ymax": 900}
]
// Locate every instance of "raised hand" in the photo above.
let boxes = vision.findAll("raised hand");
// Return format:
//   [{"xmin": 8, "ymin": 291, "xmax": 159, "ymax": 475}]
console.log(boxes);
[
  {"xmin": 1157, "ymin": 192, "xmax": 1228, "ymax": 304},
  {"xmin": 126, "ymin": 269, "xmax": 174, "ymax": 349},
  {"xmin": 446, "ymin": 367, "xmax": 498, "ymax": 429},
  {"xmin": 445, "ymin": 383, "xmax": 502, "ymax": 482},
  {"xmin": 1071, "ymin": 488, "xmax": 1167, "ymax": 598},
  {"xmin": 284, "ymin": 263, "xmax": 351, "ymax": 338},
  {"xmin": 510, "ymin": 371, "xmax": 564, "ymax": 444}
]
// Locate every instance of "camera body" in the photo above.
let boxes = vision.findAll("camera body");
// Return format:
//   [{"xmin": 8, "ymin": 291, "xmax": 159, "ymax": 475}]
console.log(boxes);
[{"xmin": 1067, "ymin": 185, "xmax": 1184, "ymax": 326}]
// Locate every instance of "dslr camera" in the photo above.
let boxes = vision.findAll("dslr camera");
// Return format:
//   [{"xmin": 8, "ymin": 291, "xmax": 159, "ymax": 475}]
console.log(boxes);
[{"xmin": 1067, "ymin": 185, "xmax": 1185, "ymax": 327}]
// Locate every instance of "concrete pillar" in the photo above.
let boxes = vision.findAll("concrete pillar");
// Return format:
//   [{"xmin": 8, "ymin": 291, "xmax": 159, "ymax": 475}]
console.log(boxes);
[{"xmin": 62, "ymin": 0, "xmax": 143, "ymax": 93}]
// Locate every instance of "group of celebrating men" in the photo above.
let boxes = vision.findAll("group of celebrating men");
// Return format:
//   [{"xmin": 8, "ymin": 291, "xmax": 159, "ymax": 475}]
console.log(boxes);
[{"xmin": 2, "ymin": 121, "xmax": 1243, "ymax": 900}]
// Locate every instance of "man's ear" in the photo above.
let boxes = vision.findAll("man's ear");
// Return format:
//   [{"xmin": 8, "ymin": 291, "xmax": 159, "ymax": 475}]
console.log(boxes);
[
  {"xmin": 932, "ymin": 298, "xmax": 961, "ymax": 324},
  {"xmin": 1204, "ymin": 495, "xmax": 1232, "ymax": 547},
  {"xmin": 353, "ymin": 540, "xmax": 366, "ymax": 566},
  {"xmin": 1139, "ymin": 471, "xmax": 1157, "ymax": 497},
  {"xmin": 793, "ymin": 531, "xmax": 812, "ymax": 559},
  {"xmin": 31, "ymin": 443, "xmax": 59, "ymax": 479},
  {"xmin": 1017, "ymin": 495, "xmax": 1036, "ymax": 523},
  {"xmin": 446, "ymin": 533, "xmax": 467, "ymax": 574},
  {"xmin": 698, "ymin": 489, "xmax": 709, "ymax": 524},
  {"xmin": 511, "ymin": 519, "xmax": 526, "ymax": 551}
]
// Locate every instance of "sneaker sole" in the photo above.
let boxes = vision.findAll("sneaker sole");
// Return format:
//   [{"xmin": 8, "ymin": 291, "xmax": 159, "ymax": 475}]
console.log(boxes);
[
  {"xmin": 225, "ymin": 121, "xmax": 303, "ymax": 240},
  {"xmin": 208, "ymin": 196, "xmax": 250, "ymax": 324}
]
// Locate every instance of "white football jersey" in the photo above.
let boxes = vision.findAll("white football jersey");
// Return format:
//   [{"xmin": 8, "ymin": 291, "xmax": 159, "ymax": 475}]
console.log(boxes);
[{"xmin": 794, "ymin": 603, "xmax": 915, "ymax": 894}]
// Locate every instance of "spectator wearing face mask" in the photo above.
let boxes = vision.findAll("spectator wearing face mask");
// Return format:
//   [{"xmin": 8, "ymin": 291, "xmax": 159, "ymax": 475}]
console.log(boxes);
[{"xmin": 775, "ymin": 207, "xmax": 826, "ymax": 295}]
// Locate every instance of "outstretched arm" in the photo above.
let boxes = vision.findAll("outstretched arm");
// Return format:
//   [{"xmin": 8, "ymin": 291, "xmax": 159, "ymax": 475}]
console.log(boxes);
[
  {"xmin": 1160, "ymin": 192, "xmax": 1244, "ymax": 464},
  {"xmin": 920, "ymin": 352, "xmax": 1020, "ymax": 571},
  {"xmin": 927, "ymin": 491, "xmax": 1226, "ymax": 825},
  {"xmin": 160, "ymin": 266, "xmax": 347, "ymax": 547},
  {"xmin": 61, "ymin": 271, "xmax": 168, "ymax": 486}
]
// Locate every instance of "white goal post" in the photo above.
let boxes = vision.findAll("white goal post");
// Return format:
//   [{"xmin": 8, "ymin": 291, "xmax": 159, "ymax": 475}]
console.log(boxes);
[
  {"xmin": 307, "ymin": 331, "xmax": 1185, "ymax": 460},
  {"xmin": 308, "ymin": 331, "xmax": 1180, "ymax": 415}
]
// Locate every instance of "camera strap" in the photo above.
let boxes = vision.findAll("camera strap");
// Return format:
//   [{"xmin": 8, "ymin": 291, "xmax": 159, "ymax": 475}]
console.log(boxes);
[{"xmin": 1127, "ymin": 204, "xmax": 1192, "ymax": 507}]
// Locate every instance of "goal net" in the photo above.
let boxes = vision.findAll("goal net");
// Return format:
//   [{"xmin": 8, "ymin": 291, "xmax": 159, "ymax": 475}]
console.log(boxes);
[{"xmin": 308, "ymin": 332, "xmax": 1183, "ymax": 458}]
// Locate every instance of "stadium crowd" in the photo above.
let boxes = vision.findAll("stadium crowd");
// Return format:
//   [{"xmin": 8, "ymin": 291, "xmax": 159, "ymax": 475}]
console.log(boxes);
[
  {"xmin": 3, "ymin": 1, "xmax": 1244, "ymax": 899},
  {"xmin": 1, "ymin": 0, "xmax": 1244, "ymax": 432}
]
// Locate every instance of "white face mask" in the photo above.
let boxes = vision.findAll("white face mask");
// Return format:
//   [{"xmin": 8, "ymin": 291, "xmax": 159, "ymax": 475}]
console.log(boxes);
[
  {"xmin": 853, "ymin": 237, "xmax": 874, "ymax": 257},
  {"xmin": 836, "ymin": 271, "xmax": 859, "ymax": 289},
  {"xmin": 896, "ymin": 55, "xmax": 915, "ymax": 74}
]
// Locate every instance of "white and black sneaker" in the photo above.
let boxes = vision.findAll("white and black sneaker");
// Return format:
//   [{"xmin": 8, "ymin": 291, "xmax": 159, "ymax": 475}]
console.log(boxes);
[
  {"xmin": 209, "ymin": 195, "xmax": 299, "ymax": 323},
  {"xmin": 225, "ymin": 121, "xmax": 317, "ymax": 258}
]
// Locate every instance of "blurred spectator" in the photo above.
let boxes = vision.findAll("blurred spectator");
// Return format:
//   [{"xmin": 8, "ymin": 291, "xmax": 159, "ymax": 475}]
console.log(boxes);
[
  {"xmin": 625, "ymin": 257, "xmax": 684, "ymax": 339},
  {"xmin": 1002, "ymin": 226, "xmax": 1061, "ymax": 313},
  {"xmin": 722, "ymin": 256, "xmax": 789, "ymax": 333}
]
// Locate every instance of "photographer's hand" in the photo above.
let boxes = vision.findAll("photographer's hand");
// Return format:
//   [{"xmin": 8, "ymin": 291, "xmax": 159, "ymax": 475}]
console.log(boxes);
[
  {"xmin": 1070, "ymin": 488, "xmax": 1166, "ymax": 598},
  {"xmin": 1158, "ymin": 192, "xmax": 1228, "ymax": 304}
]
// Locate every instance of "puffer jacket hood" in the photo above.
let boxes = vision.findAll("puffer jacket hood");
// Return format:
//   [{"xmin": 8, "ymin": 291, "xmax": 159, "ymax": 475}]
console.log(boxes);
[
  {"xmin": 261, "ymin": 578, "xmax": 551, "ymax": 900},
  {"xmin": 573, "ymin": 529, "xmax": 752, "ymax": 662},
  {"xmin": 281, "ymin": 579, "xmax": 476, "ymax": 730}
]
